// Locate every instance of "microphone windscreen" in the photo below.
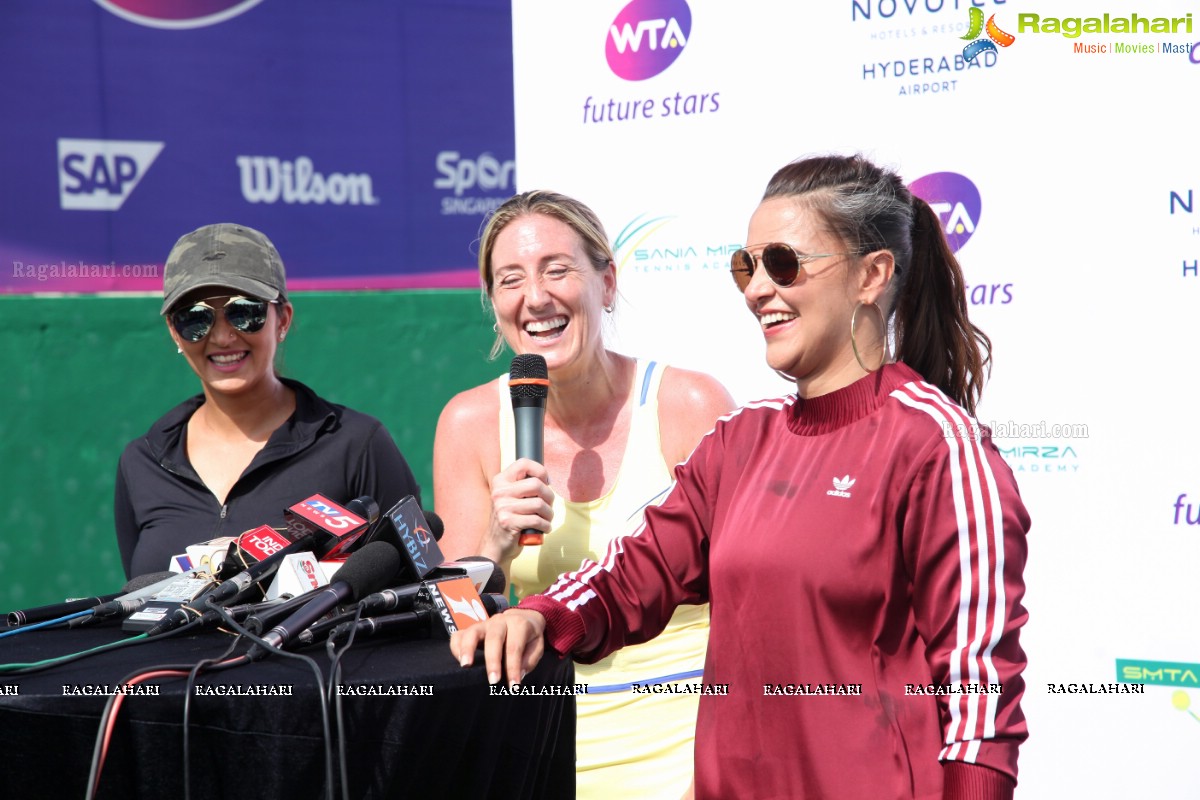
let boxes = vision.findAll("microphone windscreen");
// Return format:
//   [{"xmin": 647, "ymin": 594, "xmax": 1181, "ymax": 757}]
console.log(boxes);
[
  {"xmin": 122, "ymin": 571, "xmax": 175, "ymax": 592},
  {"xmin": 423, "ymin": 510, "xmax": 445, "ymax": 542},
  {"xmin": 509, "ymin": 354, "xmax": 549, "ymax": 400},
  {"xmin": 347, "ymin": 496, "xmax": 381, "ymax": 526},
  {"xmin": 334, "ymin": 541, "xmax": 402, "ymax": 601}
]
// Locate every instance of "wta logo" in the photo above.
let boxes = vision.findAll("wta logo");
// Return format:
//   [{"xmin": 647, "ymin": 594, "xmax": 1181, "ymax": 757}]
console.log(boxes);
[
  {"xmin": 909, "ymin": 172, "xmax": 982, "ymax": 254},
  {"xmin": 606, "ymin": 0, "xmax": 692, "ymax": 81},
  {"xmin": 93, "ymin": 0, "xmax": 265, "ymax": 29}
]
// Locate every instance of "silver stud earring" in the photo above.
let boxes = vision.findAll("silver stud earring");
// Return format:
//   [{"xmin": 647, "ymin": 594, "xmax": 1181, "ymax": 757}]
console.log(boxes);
[{"xmin": 176, "ymin": 346, "xmax": 182, "ymax": 354}]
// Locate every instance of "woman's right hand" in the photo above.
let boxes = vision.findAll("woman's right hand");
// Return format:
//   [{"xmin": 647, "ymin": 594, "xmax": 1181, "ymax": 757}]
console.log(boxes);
[
  {"xmin": 480, "ymin": 458, "xmax": 554, "ymax": 565},
  {"xmin": 450, "ymin": 608, "xmax": 548, "ymax": 686}
]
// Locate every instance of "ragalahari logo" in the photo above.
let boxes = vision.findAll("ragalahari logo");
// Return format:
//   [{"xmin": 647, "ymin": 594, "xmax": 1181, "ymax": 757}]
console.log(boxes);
[
  {"xmin": 606, "ymin": 0, "xmax": 692, "ymax": 81},
  {"xmin": 909, "ymin": 172, "xmax": 982, "ymax": 254},
  {"xmin": 961, "ymin": 7, "xmax": 1016, "ymax": 62},
  {"xmin": 93, "ymin": 0, "xmax": 265, "ymax": 29}
]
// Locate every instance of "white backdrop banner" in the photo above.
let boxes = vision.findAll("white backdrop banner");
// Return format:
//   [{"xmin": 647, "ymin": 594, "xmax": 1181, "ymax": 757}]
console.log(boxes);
[{"xmin": 513, "ymin": 0, "xmax": 1200, "ymax": 795}]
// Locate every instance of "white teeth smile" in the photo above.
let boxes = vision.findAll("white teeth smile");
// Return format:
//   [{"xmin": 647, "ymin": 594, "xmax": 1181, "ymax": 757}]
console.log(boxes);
[
  {"xmin": 210, "ymin": 353, "xmax": 247, "ymax": 364},
  {"xmin": 760, "ymin": 312, "xmax": 798, "ymax": 328},
  {"xmin": 525, "ymin": 316, "xmax": 567, "ymax": 334}
]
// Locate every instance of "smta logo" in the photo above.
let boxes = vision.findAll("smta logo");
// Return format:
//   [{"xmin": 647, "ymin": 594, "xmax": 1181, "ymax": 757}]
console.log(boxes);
[
  {"xmin": 606, "ymin": 0, "xmax": 691, "ymax": 81},
  {"xmin": 58, "ymin": 138, "xmax": 164, "ymax": 211},
  {"xmin": 93, "ymin": 0, "xmax": 264, "ymax": 29},
  {"xmin": 960, "ymin": 7, "xmax": 1016, "ymax": 62},
  {"xmin": 908, "ymin": 172, "xmax": 981, "ymax": 254}
]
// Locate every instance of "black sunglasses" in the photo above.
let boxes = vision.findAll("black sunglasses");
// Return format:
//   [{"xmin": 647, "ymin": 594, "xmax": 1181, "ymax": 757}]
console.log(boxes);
[
  {"xmin": 730, "ymin": 243, "xmax": 857, "ymax": 291},
  {"xmin": 170, "ymin": 296, "xmax": 275, "ymax": 342}
]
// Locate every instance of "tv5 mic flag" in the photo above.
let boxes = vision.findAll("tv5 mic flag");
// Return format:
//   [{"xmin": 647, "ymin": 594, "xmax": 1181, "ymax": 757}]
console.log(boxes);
[{"xmin": 284, "ymin": 494, "xmax": 370, "ymax": 559}]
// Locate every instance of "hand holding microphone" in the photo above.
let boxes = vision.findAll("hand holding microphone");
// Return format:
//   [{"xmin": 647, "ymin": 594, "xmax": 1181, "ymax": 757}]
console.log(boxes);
[{"xmin": 507, "ymin": 354, "xmax": 550, "ymax": 547}]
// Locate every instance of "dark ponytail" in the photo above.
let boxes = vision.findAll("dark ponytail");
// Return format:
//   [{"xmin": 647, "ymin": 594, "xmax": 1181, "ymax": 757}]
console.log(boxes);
[
  {"xmin": 893, "ymin": 196, "xmax": 991, "ymax": 415},
  {"xmin": 763, "ymin": 154, "xmax": 991, "ymax": 414}
]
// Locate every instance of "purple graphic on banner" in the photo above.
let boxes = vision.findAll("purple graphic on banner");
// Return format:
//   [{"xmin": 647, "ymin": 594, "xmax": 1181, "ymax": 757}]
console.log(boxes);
[
  {"xmin": 0, "ymin": 1, "xmax": 515, "ymax": 294},
  {"xmin": 909, "ymin": 172, "xmax": 982, "ymax": 253},
  {"xmin": 605, "ymin": 0, "xmax": 692, "ymax": 81},
  {"xmin": 93, "ymin": 0, "xmax": 266, "ymax": 28}
]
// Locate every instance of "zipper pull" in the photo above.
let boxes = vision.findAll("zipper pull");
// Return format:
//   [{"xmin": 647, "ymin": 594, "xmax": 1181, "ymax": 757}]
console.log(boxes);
[{"xmin": 220, "ymin": 504, "xmax": 228, "ymax": 520}]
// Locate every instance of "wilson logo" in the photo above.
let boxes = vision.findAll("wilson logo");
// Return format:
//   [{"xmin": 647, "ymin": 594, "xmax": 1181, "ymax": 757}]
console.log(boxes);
[
  {"xmin": 58, "ymin": 138, "xmax": 164, "ymax": 211},
  {"xmin": 237, "ymin": 156, "xmax": 380, "ymax": 206},
  {"xmin": 606, "ymin": 0, "xmax": 692, "ymax": 81},
  {"xmin": 827, "ymin": 475, "xmax": 856, "ymax": 498}
]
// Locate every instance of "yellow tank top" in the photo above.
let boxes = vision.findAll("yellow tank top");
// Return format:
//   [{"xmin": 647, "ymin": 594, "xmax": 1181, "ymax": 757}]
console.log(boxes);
[{"xmin": 500, "ymin": 358, "xmax": 709, "ymax": 689}]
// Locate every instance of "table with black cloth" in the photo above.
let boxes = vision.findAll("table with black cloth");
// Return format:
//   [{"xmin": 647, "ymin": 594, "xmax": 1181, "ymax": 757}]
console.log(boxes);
[{"xmin": 0, "ymin": 623, "xmax": 575, "ymax": 799}]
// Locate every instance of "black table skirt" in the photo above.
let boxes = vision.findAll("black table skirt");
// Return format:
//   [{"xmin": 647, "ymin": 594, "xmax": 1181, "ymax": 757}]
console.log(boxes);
[{"xmin": 0, "ymin": 622, "xmax": 575, "ymax": 800}]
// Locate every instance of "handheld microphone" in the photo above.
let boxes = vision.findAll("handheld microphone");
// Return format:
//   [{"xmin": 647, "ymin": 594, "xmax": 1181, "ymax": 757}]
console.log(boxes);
[
  {"xmin": 8, "ymin": 593, "xmax": 121, "ymax": 627},
  {"xmin": 247, "ymin": 541, "xmax": 401, "ymax": 660},
  {"xmin": 509, "ymin": 354, "xmax": 549, "ymax": 546},
  {"xmin": 66, "ymin": 571, "xmax": 177, "ymax": 627}
]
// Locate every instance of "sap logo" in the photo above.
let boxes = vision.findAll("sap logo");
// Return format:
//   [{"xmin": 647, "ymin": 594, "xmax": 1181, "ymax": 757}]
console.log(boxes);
[
  {"xmin": 93, "ymin": 0, "xmax": 265, "ymax": 30},
  {"xmin": 57, "ymin": 138, "xmax": 164, "ymax": 211},
  {"xmin": 606, "ymin": 0, "xmax": 692, "ymax": 81},
  {"xmin": 434, "ymin": 151, "xmax": 515, "ymax": 197},
  {"xmin": 909, "ymin": 172, "xmax": 982, "ymax": 253}
]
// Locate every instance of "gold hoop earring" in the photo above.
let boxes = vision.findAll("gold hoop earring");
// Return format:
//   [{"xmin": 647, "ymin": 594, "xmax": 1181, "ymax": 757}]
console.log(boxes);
[{"xmin": 850, "ymin": 301, "xmax": 888, "ymax": 373}]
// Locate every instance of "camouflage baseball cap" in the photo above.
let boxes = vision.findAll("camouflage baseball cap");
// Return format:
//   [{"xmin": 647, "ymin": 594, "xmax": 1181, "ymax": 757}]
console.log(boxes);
[{"xmin": 160, "ymin": 223, "xmax": 287, "ymax": 314}]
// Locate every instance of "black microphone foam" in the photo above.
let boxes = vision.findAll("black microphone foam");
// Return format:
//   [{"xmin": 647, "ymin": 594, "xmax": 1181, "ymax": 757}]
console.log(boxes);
[
  {"xmin": 423, "ymin": 510, "xmax": 445, "ymax": 542},
  {"xmin": 250, "ymin": 541, "xmax": 401, "ymax": 657},
  {"xmin": 509, "ymin": 354, "xmax": 548, "ymax": 546}
]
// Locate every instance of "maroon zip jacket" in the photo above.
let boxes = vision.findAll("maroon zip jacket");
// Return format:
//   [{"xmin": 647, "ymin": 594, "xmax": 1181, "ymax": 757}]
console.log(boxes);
[{"xmin": 522, "ymin": 363, "xmax": 1029, "ymax": 800}]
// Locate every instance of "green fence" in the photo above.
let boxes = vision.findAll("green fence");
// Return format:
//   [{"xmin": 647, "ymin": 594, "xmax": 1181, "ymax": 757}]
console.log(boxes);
[{"xmin": 0, "ymin": 290, "xmax": 497, "ymax": 610}]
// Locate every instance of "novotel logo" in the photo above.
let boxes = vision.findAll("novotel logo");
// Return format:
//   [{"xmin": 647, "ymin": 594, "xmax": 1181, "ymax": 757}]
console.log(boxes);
[{"xmin": 606, "ymin": 0, "xmax": 692, "ymax": 81}]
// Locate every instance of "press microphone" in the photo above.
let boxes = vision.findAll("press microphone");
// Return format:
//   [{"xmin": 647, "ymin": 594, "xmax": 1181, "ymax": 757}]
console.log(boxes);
[
  {"xmin": 8, "ymin": 594, "xmax": 120, "ymax": 627},
  {"xmin": 382, "ymin": 496, "xmax": 446, "ymax": 582},
  {"xmin": 66, "ymin": 571, "xmax": 177, "ymax": 627},
  {"xmin": 247, "ymin": 541, "xmax": 401, "ymax": 660},
  {"xmin": 210, "ymin": 495, "xmax": 378, "ymax": 604},
  {"xmin": 328, "ymin": 593, "xmax": 509, "ymax": 645},
  {"xmin": 509, "ymin": 353, "xmax": 549, "ymax": 546}
]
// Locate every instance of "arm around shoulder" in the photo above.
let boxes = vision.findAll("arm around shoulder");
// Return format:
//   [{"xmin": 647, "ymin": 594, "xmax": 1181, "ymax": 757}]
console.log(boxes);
[{"xmin": 658, "ymin": 366, "xmax": 736, "ymax": 467}]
